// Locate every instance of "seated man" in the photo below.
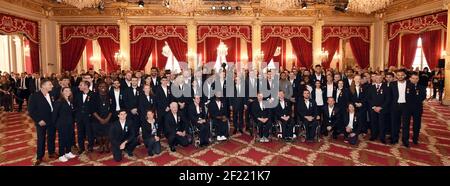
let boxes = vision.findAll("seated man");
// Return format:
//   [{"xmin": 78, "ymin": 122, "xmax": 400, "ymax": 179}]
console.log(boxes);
[
  {"xmin": 274, "ymin": 90, "xmax": 294, "ymax": 140},
  {"xmin": 165, "ymin": 102, "xmax": 189, "ymax": 152},
  {"xmin": 297, "ymin": 90, "xmax": 320, "ymax": 141},
  {"xmin": 321, "ymin": 97, "xmax": 342, "ymax": 139},
  {"xmin": 252, "ymin": 92, "xmax": 273, "ymax": 143},
  {"xmin": 344, "ymin": 103, "xmax": 361, "ymax": 145},
  {"xmin": 208, "ymin": 92, "xmax": 229, "ymax": 141},
  {"xmin": 109, "ymin": 110, "xmax": 137, "ymax": 162}
]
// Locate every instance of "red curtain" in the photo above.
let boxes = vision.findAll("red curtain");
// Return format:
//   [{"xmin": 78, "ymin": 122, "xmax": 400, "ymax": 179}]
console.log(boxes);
[
  {"xmin": 349, "ymin": 37, "xmax": 370, "ymax": 69},
  {"xmin": 247, "ymin": 41, "xmax": 252, "ymax": 63},
  {"xmin": 421, "ymin": 30, "xmax": 442, "ymax": 69},
  {"xmin": 97, "ymin": 38, "xmax": 120, "ymax": 71},
  {"xmin": 130, "ymin": 37, "xmax": 155, "ymax": 70},
  {"xmin": 166, "ymin": 37, "xmax": 188, "ymax": 63},
  {"xmin": 322, "ymin": 37, "xmax": 340, "ymax": 69},
  {"xmin": 61, "ymin": 38, "xmax": 87, "ymax": 71},
  {"xmin": 223, "ymin": 37, "xmax": 239, "ymax": 63},
  {"xmin": 204, "ymin": 37, "xmax": 221, "ymax": 64},
  {"xmin": 29, "ymin": 41, "xmax": 40, "ymax": 73},
  {"xmin": 401, "ymin": 34, "xmax": 420, "ymax": 68},
  {"xmin": 291, "ymin": 37, "xmax": 313, "ymax": 68},
  {"xmin": 261, "ymin": 37, "xmax": 282, "ymax": 64},
  {"xmin": 388, "ymin": 36, "xmax": 400, "ymax": 68}
]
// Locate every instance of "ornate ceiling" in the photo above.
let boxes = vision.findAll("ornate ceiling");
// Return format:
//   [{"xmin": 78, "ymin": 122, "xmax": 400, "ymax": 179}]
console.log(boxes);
[{"xmin": 0, "ymin": 0, "xmax": 444, "ymax": 18}]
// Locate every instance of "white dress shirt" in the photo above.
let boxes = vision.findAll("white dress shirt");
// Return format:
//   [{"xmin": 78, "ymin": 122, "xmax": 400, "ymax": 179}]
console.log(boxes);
[
  {"xmin": 82, "ymin": 93, "xmax": 87, "ymax": 103},
  {"xmin": 347, "ymin": 112, "xmax": 355, "ymax": 129},
  {"xmin": 315, "ymin": 88, "xmax": 324, "ymax": 106},
  {"xmin": 326, "ymin": 83, "xmax": 334, "ymax": 97},
  {"xmin": 44, "ymin": 93, "xmax": 53, "ymax": 112},
  {"xmin": 114, "ymin": 89, "xmax": 121, "ymax": 111},
  {"xmin": 397, "ymin": 81, "xmax": 407, "ymax": 103}
]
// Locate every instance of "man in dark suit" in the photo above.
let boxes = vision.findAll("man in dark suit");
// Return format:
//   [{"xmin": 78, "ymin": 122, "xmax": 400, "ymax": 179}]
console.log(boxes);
[
  {"xmin": 165, "ymin": 102, "xmax": 189, "ymax": 152},
  {"xmin": 274, "ymin": 90, "xmax": 293, "ymax": 140},
  {"xmin": 310, "ymin": 65, "xmax": 325, "ymax": 86},
  {"xmin": 209, "ymin": 92, "xmax": 229, "ymax": 141},
  {"xmin": 28, "ymin": 79, "xmax": 56, "ymax": 166},
  {"xmin": 138, "ymin": 84, "xmax": 155, "ymax": 121},
  {"xmin": 149, "ymin": 67, "xmax": 161, "ymax": 92},
  {"xmin": 74, "ymin": 81, "xmax": 95, "ymax": 153},
  {"xmin": 155, "ymin": 76, "xmax": 174, "ymax": 133},
  {"xmin": 252, "ymin": 92, "xmax": 273, "ymax": 142},
  {"xmin": 28, "ymin": 73, "xmax": 42, "ymax": 93},
  {"xmin": 390, "ymin": 70, "xmax": 408, "ymax": 144},
  {"xmin": 16, "ymin": 73, "xmax": 31, "ymax": 112},
  {"xmin": 124, "ymin": 76, "xmax": 142, "ymax": 137},
  {"xmin": 297, "ymin": 89, "xmax": 320, "ymax": 141},
  {"xmin": 403, "ymin": 73, "xmax": 426, "ymax": 147},
  {"xmin": 120, "ymin": 71, "xmax": 133, "ymax": 89},
  {"xmin": 110, "ymin": 79, "xmax": 125, "ymax": 122},
  {"xmin": 366, "ymin": 74, "xmax": 391, "ymax": 144},
  {"xmin": 109, "ymin": 110, "xmax": 137, "ymax": 162},
  {"xmin": 245, "ymin": 69, "xmax": 259, "ymax": 136},
  {"xmin": 230, "ymin": 75, "xmax": 247, "ymax": 134},
  {"xmin": 322, "ymin": 97, "xmax": 342, "ymax": 139},
  {"xmin": 384, "ymin": 72, "xmax": 395, "ymax": 136},
  {"xmin": 343, "ymin": 68, "xmax": 355, "ymax": 89}
]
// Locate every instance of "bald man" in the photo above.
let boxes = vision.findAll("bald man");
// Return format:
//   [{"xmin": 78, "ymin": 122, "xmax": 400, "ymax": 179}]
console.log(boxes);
[{"xmin": 164, "ymin": 102, "xmax": 189, "ymax": 152}]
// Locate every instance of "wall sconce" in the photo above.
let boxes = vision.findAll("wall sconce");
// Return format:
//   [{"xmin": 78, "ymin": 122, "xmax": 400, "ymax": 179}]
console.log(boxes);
[
  {"xmin": 114, "ymin": 50, "xmax": 125, "ymax": 65},
  {"xmin": 320, "ymin": 48, "xmax": 329, "ymax": 62},
  {"xmin": 441, "ymin": 50, "xmax": 447, "ymax": 59}
]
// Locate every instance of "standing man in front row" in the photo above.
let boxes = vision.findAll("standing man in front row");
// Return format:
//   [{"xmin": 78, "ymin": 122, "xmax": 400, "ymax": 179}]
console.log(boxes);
[
  {"xmin": 403, "ymin": 73, "xmax": 426, "ymax": 148},
  {"xmin": 28, "ymin": 79, "xmax": 56, "ymax": 166},
  {"xmin": 109, "ymin": 110, "xmax": 137, "ymax": 162}
]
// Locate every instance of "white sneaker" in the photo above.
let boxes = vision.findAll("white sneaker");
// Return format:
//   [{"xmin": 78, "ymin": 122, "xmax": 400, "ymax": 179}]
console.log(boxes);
[
  {"xmin": 264, "ymin": 137, "xmax": 270, "ymax": 142},
  {"xmin": 222, "ymin": 136, "xmax": 227, "ymax": 140},
  {"xmin": 259, "ymin": 138, "xmax": 265, "ymax": 142},
  {"xmin": 58, "ymin": 156, "xmax": 68, "ymax": 162},
  {"xmin": 65, "ymin": 152, "xmax": 76, "ymax": 159},
  {"xmin": 217, "ymin": 136, "xmax": 221, "ymax": 141},
  {"xmin": 293, "ymin": 134, "xmax": 297, "ymax": 139}
]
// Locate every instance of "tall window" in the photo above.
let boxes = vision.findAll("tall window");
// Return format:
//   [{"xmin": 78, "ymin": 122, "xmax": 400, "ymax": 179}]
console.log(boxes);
[{"xmin": 412, "ymin": 37, "xmax": 429, "ymax": 70}]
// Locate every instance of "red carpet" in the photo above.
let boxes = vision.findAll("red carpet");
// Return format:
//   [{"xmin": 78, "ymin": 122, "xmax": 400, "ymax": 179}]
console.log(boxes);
[{"xmin": 1, "ymin": 101, "xmax": 449, "ymax": 166}]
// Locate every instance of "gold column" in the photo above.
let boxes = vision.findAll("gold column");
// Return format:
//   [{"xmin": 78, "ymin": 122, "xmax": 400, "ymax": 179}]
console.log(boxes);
[
  {"xmin": 370, "ymin": 23, "xmax": 375, "ymax": 69},
  {"xmin": 443, "ymin": 5, "xmax": 450, "ymax": 105},
  {"xmin": 118, "ymin": 19, "xmax": 130, "ymax": 70},
  {"xmin": 313, "ymin": 20, "xmax": 324, "ymax": 67},
  {"xmin": 252, "ymin": 19, "xmax": 262, "ymax": 70},
  {"xmin": 187, "ymin": 19, "xmax": 197, "ymax": 70}
]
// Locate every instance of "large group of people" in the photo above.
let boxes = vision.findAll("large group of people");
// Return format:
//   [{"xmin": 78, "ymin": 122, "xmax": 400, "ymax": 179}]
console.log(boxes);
[{"xmin": 0, "ymin": 64, "xmax": 445, "ymax": 166}]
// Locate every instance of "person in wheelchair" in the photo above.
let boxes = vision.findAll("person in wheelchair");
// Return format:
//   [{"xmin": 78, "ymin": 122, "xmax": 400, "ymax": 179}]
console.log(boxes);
[
  {"xmin": 297, "ymin": 90, "xmax": 320, "ymax": 142},
  {"xmin": 274, "ymin": 90, "xmax": 294, "ymax": 141},
  {"xmin": 343, "ymin": 103, "xmax": 361, "ymax": 145},
  {"xmin": 252, "ymin": 92, "xmax": 273, "ymax": 143},
  {"xmin": 208, "ymin": 92, "xmax": 229, "ymax": 141},
  {"xmin": 321, "ymin": 97, "xmax": 342, "ymax": 139},
  {"xmin": 189, "ymin": 95, "xmax": 210, "ymax": 147}
]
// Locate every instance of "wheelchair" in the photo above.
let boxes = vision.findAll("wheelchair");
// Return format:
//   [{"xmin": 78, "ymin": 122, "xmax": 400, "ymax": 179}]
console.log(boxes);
[
  {"xmin": 250, "ymin": 119, "xmax": 282, "ymax": 143},
  {"xmin": 186, "ymin": 122, "xmax": 202, "ymax": 148},
  {"xmin": 293, "ymin": 118, "xmax": 321, "ymax": 142},
  {"xmin": 209, "ymin": 118, "xmax": 231, "ymax": 144}
]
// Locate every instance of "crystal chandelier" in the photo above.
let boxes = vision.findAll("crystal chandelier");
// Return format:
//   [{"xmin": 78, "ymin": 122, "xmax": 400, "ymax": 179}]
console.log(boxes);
[
  {"xmin": 164, "ymin": 0, "xmax": 200, "ymax": 13},
  {"xmin": 348, "ymin": 0, "xmax": 393, "ymax": 14},
  {"xmin": 62, "ymin": 0, "xmax": 102, "ymax": 10},
  {"xmin": 261, "ymin": 0, "xmax": 297, "ymax": 13}
]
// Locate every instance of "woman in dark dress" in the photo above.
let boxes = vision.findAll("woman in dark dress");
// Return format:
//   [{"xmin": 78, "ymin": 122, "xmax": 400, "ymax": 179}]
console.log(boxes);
[
  {"xmin": 92, "ymin": 82, "xmax": 113, "ymax": 153},
  {"xmin": 141, "ymin": 109, "xmax": 161, "ymax": 156},
  {"xmin": 52, "ymin": 87, "xmax": 76, "ymax": 162},
  {"xmin": 0, "ymin": 76, "xmax": 13, "ymax": 112},
  {"xmin": 343, "ymin": 103, "xmax": 361, "ymax": 145}
]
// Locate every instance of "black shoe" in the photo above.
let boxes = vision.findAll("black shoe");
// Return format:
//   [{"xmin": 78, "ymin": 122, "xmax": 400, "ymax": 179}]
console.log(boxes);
[
  {"xmin": 390, "ymin": 140, "xmax": 398, "ymax": 145},
  {"xmin": 233, "ymin": 129, "xmax": 237, "ymax": 135},
  {"xmin": 239, "ymin": 129, "xmax": 244, "ymax": 134},
  {"xmin": 332, "ymin": 135, "xmax": 338, "ymax": 140},
  {"xmin": 369, "ymin": 137, "xmax": 376, "ymax": 141},
  {"xmin": 403, "ymin": 143, "xmax": 410, "ymax": 148},
  {"xmin": 413, "ymin": 140, "xmax": 418, "ymax": 145},
  {"xmin": 380, "ymin": 139, "xmax": 387, "ymax": 144},
  {"xmin": 88, "ymin": 147, "xmax": 94, "ymax": 153},
  {"xmin": 170, "ymin": 146, "xmax": 176, "ymax": 152},
  {"xmin": 147, "ymin": 152, "xmax": 154, "ymax": 157}
]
